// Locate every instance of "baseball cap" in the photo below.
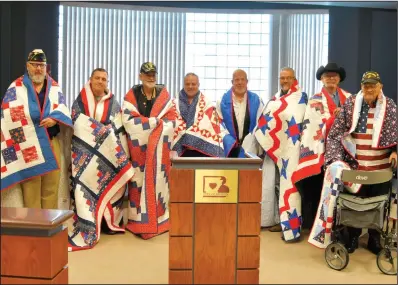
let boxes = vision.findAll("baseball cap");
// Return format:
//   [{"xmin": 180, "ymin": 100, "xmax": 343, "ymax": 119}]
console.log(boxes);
[
  {"xmin": 27, "ymin": 49, "xmax": 47, "ymax": 62},
  {"xmin": 361, "ymin": 71, "xmax": 381, "ymax": 84},
  {"xmin": 140, "ymin": 62, "xmax": 157, "ymax": 74}
]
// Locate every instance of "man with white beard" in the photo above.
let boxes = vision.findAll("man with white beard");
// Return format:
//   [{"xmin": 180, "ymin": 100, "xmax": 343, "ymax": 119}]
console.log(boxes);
[{"xmin": 0, "ymin": 49, "xmax": 72, "ymax": 208}]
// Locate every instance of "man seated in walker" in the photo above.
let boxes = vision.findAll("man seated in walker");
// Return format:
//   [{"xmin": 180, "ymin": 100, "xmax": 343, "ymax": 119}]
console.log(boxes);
[{"xmin": 308, "ymin": 71, "xmax": 397, "ymax": 254}]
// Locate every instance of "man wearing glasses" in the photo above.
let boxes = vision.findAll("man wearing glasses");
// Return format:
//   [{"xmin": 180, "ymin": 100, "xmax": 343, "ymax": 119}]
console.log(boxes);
[
  {"xmin": 249, "ymin": 67, "xmax": 308, "ymax": 242},
  {"xmin": 1, "ymin": 49, "xmax": 72, "ymax": 209},
  {"xmin": 309, "ymin": 71, "xmax": 397, "ymax": 253},
  {"xmin": 122, "ymin": 62, "xmax": 177, "ymax": 239},
  {"xmin": 293, "ymin": 63, "xmax": 351, "ymax": 231}
]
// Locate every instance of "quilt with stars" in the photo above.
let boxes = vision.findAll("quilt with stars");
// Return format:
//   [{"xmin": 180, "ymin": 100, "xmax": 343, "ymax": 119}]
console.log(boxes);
[
  {"xmin": 253, "ymin": 81, "xmax": 308, "ymax": 242},
  {"xmin": 1, "ymin": 74, "xmax": 72, "ymax": 191},
  {"xmin": 122, "ymin": 86, "xmax": 177, "ymax": 239},
  {"xmin": 309, "ymin": 91, "xmax": 397, "ymax": 248},
  {"xmin": 67, "ymin": 85, "xmax": 134, "ymax": 251},
  {"xmin": 172, "ymin": 91, "xmax": 224, "ymax": 157},
  {"xmin": 293, "ymin": 87, "xmax": 350, "ymax": 184}
]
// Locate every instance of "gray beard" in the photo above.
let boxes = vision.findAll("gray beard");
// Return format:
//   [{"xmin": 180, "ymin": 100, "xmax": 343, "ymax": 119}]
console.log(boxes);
[{"xmin": 28, "ymin": 72, "xmax": 45, "ymax": 84}]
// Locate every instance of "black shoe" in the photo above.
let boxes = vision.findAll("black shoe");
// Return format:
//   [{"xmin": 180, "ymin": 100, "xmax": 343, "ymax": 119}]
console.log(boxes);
[
  {"xmin": 101, "ymin": 220, "xmax": 123, "ymax": 235},
  {"xmin": 346, "ymin": 237, "xmax": 359, "ymax": 254},
  {"xmin": 367, "ymin": 237, "xmax": 382, "ymax": 255}
]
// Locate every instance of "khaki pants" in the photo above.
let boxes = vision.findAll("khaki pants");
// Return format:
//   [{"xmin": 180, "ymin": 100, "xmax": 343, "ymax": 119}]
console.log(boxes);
[{"xmin": 20, "ymin": 136, "xmax": 61, "ymax": 209}]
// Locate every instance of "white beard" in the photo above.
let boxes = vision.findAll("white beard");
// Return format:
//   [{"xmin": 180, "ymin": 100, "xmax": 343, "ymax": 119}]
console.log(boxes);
[{"xmin": 28, "ymin": 70, "xmax": 45, "ymax": 84}]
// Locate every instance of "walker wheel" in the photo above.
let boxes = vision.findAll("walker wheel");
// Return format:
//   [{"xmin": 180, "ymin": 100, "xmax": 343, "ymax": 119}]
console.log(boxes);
[
  {"xmin": 377, "ymin": 247, "xmax": 397, "ymax": 275},
  {"xmin": 325, "ymin": 242, "xmax": 349, "ymax": 271}
]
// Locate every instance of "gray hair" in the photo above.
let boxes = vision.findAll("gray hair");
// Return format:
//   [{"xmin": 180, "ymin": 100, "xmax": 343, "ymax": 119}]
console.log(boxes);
[
  {"xmin": 232, "ymin": 69, "xmax": 248, "ymax": 80},
  {"xmin": 184, "ymin": 72, "xmax": 199, "ymax": 81},
  {"xmin": 280, "ymin": 67, "xmax": 296, "ymax": 78}
]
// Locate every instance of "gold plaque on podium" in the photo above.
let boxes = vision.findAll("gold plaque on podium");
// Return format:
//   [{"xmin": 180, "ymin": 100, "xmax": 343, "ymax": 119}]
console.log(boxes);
[{"xmin": 195, "ymin": 169, "xmax": 238, "ymax": 203}]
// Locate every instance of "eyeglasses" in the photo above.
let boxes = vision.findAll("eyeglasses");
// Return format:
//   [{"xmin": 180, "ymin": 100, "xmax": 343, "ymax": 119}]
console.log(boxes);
[
  {"xmin": 29, "ymin": 62, "xmax": 47, "ymax": 69},
  {"xmin": 322, "ymin": 74, "xmax": 339, "ymax": 78}
]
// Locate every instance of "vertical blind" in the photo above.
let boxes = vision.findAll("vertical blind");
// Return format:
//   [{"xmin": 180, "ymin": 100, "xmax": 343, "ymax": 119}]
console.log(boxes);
[
  {"xmin": 59, "ymin": 3, "xmax": 329, "ymax": 107},
  {"xmin": 284, "ymin": 14, "xmax": 329, "ymax": 95},
  {"xmin": 59, "ymin": 4, "xmax": 186, "ymax": 107}
]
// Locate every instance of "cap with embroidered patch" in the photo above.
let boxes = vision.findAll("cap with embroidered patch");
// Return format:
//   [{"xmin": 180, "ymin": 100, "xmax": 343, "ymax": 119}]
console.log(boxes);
[
  {"xmin": 140, "ymin": 62, "xmax": 157, "ymax": 74},
  {"xmin": 27, "ymin": 49, "xmax": 47, "ymax": 63},
  {"xmin": 361, "ymin": 71, "xmax": 381, "ymax": 84}
]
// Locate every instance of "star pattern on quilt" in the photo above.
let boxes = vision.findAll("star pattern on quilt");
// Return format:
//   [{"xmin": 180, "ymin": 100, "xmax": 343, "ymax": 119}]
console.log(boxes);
[
  {"xmin": 281, "ymin": 158, "xmax": 289, "ymax": 179},
  {"xmin": 354, "ymin": 104, "xmax": 370, "ymax": 133},
  {"xmin": 2, "ymin": 146, "xmax": 18, "ymax": 164},
  {"xmin": 258, "ymin": 111, "xmax": 273, "ymax": 135},
  {"xmin": 298, "ymin": 92, "xmax": 308, "ymax": 104},
  {"xmin": 281, "ymin": 209, "xmax": 302, "ymax": 238},
  {"xmin": 3, "ymin": 87, "xmax": 17, "ymax": 103},
  {"xmin": 285, "ymin": 116, "xmax": 302, "ymax": 145},
  {"xmin": 9, "ymin": 127, "xmax": 26, "ymax": 144}
]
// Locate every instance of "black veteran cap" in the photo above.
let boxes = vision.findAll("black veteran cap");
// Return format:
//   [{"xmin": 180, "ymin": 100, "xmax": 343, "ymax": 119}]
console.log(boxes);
[
  {"xmin": 361, "ymin": 71, "xmax": 381, "ymax": 84},
  {"xmin": 140, "ymin": 62, "xmax": 157, "ymax": 74},
  {"xmin": 27, "ymin": 49, "xmax": 47, "ymax": 62}
]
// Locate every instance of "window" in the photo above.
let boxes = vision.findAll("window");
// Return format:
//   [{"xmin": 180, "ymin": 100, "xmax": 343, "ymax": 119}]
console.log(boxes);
[
  {"xmin": 185, "ymin": 13, "xmax": 272, "ymax": 102},
  {"xmin": 59, "ymin": 3, "xmax": 329, "ymax": 107}
]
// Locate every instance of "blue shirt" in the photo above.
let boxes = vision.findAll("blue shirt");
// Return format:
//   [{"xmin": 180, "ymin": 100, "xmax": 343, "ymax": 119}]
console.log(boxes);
[{"xmin": 331, "ymin": 91, "xmax": 340, "ymax": 107}]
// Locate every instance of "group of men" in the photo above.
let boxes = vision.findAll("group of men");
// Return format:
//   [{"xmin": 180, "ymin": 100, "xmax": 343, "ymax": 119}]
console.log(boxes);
[{"xmin": 1, "ymin": 49, "xmax": 397, "ymax": 255}]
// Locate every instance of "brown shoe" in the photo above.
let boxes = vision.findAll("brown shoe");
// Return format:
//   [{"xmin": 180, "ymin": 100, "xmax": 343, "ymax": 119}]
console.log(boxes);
[{"xmin": 268, "ymin": 224, "xmax": 282, "ymax": 232}]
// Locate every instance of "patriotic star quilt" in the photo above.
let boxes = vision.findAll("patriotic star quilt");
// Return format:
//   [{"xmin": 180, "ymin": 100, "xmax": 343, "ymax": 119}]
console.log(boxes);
[
  {"xmin": 254, "ymin": 81, "xmax": 308, "ymax": 241},
  {"xmin": 172, "ymin": 91, "xmax": 224, "ymax": 157}
]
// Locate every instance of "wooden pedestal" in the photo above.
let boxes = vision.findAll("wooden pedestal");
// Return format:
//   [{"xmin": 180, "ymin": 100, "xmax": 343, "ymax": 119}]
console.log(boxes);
[
  {"xmin": 1, "ymin": 208, "xmax": 74, "ymax": 284},
  {"xmin": 169, "ymin": 156, "xmax": 262, "ymax": 284}
]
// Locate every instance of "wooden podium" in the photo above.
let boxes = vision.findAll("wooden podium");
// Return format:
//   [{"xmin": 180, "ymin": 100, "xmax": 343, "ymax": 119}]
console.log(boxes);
[
  {"xmin": 1, "ymin": 207, "xmax": 73, "ymax": 284},
  {"xmin": 169, "ymin": 154, "xmax": 262, "ymax": 284}
]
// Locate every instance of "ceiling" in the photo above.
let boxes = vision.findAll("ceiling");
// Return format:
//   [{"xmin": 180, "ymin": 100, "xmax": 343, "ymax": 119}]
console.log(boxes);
[{"xmin": 264, "ymin": 1, "xmax": 397, "ymax": 10}]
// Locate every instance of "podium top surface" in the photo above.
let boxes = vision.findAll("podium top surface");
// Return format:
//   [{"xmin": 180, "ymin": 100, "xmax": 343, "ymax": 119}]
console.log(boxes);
[
  {"xmin": 1, "ymin": 207, "xmax": 74, "ymax": 230},
  {"xmin": 171, "ymin": 152, "xmax": 262, "ymax": 170}
]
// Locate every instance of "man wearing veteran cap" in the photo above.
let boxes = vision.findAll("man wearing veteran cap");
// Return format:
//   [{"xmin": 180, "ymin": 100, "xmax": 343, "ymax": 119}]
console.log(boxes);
[
  {"xmin": 122, "ymin": 62, "xmax": 177, "ymax": 239},
  {"xmin": 1, "ymin": 49, "xmax": 73, "ymax": 209},
  {"xmin": 308, "ymin": 71, "xmax": 397, "ymax": 254},
  {"xmin": 293, "ymin": 63, "xmax": 351, "ymax": 230}
]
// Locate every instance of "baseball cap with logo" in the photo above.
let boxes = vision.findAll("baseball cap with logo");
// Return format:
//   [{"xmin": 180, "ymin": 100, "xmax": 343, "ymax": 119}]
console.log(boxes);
[
  {"xmin": 140, "ymin": 62, "xmax": 157, "ymax": 74},
  {"xmin": 27, "ymin": 49, "xmax": 47, "ymax": 63},
  {"xmin": 361, "ymin": 71, "xmax": 381, "ymax": 84}
]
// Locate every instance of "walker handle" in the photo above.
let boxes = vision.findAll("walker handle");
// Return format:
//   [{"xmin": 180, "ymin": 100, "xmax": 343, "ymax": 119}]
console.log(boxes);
[{"xmin": 391, "ymin": 158, "xmax": 397, "ymax": 170}]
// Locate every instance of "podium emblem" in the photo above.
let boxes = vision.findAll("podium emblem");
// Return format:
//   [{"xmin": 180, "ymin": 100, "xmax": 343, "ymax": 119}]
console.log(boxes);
[
  {"xmin": 195, "ymin": 170, "xmax": 238, "ymax": 203},
  {"xmin": 203, "ymin": 176, "xmax": 230, "ymax": 197}
]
